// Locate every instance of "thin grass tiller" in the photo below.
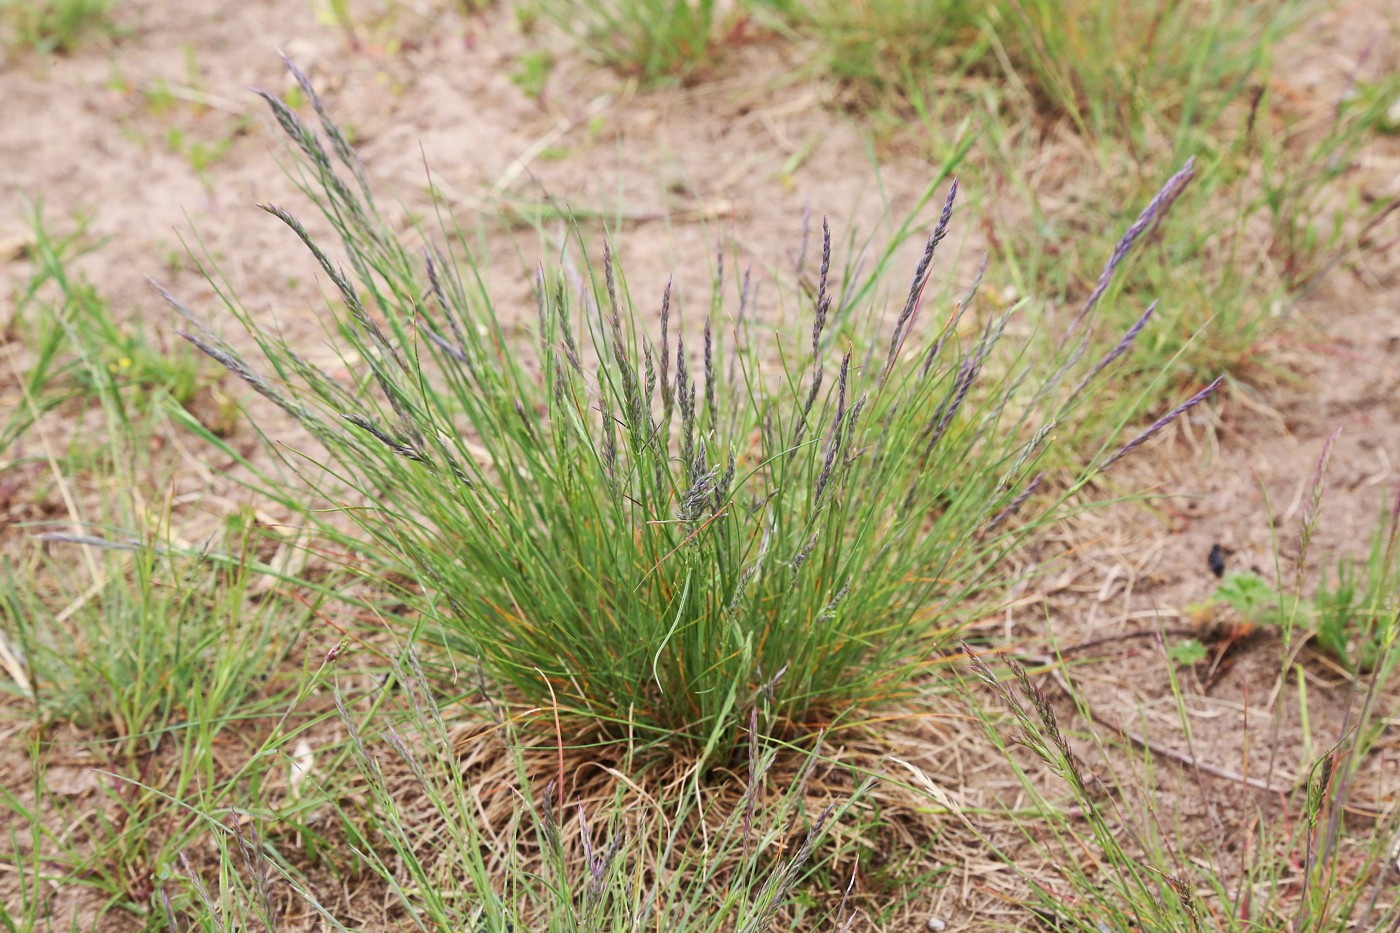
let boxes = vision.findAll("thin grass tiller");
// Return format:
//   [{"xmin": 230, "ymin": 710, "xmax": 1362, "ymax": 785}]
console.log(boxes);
[{"xmin": 161, "ymin": 57, "xmax": 1220, "ymax": 762}]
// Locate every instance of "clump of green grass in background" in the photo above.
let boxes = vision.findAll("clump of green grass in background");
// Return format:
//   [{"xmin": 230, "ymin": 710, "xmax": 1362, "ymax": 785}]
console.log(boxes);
[
  {"xmin": 1, "ymin": 0, "xmax": 115, "ymax": 54},
  {"xmin": 768, "ymin": 0, "xmax": 1310, "ymax": 169},
  {"xmin": 784, "ymin": 0, "xmax": 985, "ymax": 105},
  {"xmin": 511, "ymin": 48, "xmax": 555, "ymax": 99},
  {"xmin": 972, "ymin": 46, "xmax": 1400, "ymax": 428},
  {"xmin": 527, "ymin": 0, "xmax": 1300, "ymax": 140},
  {"xmin": 0, "ymin": 215, "xmax": 356, "ymax": 929},
  {"xmin": 986, "ymin": 0, "xmax": 1299, "ymax": 142},
  {"xmin": 165, "ymin": 60, "xmax": 1218, "ymax": 757},
  {"xmin": 525, "ymin": 0, "xmax": 721, "ymax": 83},
  {"xmin": 11, "ymin": 210, "xmax": 203, "ymax": 414}
]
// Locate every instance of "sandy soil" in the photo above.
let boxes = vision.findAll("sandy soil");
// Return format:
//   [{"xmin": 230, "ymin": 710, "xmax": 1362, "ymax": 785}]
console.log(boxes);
[{"xmin": 3, "ymin": 0, "xmax": 1400, "ymax": 929}]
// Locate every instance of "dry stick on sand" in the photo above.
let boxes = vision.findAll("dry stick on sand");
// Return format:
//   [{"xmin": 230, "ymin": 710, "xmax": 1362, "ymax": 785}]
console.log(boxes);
[
  {"xmin": 1016, "ymin": 652, "xmax": 1292, "ymax": 795},
  {"xmin": 492, "ymin": 94, "xmax": 614, "ymax": 198}
]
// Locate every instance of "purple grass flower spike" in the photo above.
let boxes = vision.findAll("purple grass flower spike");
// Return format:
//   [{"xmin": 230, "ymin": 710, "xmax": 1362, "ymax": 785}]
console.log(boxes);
[
  {"xmin": 278, "ymin": 52, "xmax": 368, "ymax": 190},
  {"xmin": 793, "ymin": 364, "xmax": 824, "ymax": 453},
  {"xmin": 1067, "ymin": 158, "xmax": 1196, "ymax": 338},
  {"xmin": 812, "ymin": 218, "xmax": 832, "ymax": 359},
  {"xmin": 987, "ymin": 473, "xmax": 1046, "ymax": 532},
  {"xmin": 1064, "ymin": 300, "xmax": 1158, "ymax": 410},
  {"xmin": 603, "ymin": 241, "xmax": 622, "ymax": 339},
  {"xmin": 659, "ymin": 277, "xmax": 673, "ymax": 412},
  {"xmin": 704, "ymin": 317, "xmax": 716, "ymax": 426},
  {"xmin": 886, "ymin": 179, "xmax": 957, "ymax": 377},
  {"xmin": 1099, "ymin": 375, "xmax": 1224, "ymax": 472},
  {"xmin": 922, "ymin": 252, "xmax": 985, "ymax": 378}
]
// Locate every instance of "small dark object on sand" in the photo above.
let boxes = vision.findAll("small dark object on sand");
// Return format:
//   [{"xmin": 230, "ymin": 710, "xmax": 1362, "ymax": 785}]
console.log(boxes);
[{"xmin": 1208, "ymin": 543, "xmax": 1226, "ymax": 578}]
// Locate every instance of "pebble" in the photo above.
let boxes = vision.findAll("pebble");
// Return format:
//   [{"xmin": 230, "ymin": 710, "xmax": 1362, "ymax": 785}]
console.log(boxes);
[{"xmin": 926, "ymin": 919, "xmax": 946, "ymax": 932}]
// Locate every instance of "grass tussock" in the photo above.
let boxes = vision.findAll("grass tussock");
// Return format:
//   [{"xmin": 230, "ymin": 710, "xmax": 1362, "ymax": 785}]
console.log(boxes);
[
  {"xmin": 527, "ymin": 0, "xmax": 723, "ymax": 84},
  {"xmin": 2, "ymin": 8, "xmax": 1395, "ymax": 929},
  {"xmin": 804, "ymin": 0, "xmax": 1300, "ymax": 134},
  {"xmin": 1, "ymin": 0, "xmax": 116, "ymax": 54},
  {"xmin": 164, "ymin": 59, "xmax": 1223, "ymax": 757}
]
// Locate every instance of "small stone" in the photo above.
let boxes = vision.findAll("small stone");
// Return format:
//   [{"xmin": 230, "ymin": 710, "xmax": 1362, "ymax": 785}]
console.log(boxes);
[{"xmin": 927, "ymin": 919, "xmax": 947, "ymax": 932}]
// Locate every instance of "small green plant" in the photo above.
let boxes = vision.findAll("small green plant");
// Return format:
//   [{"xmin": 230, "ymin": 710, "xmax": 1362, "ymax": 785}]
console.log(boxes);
[
  {"xmin": 1206, "ymin": 570, "xmax": 1285, "ymax": 626},
  {"xmin": 12, "ymin": 210, "xmax": 203, "ymax": 413},
  {"xmin": 315, "ymin": 0, "xmax": 353, "ymax": 35},
  {"xmin": 1166, "ymin": 638, "xmax": 1207, "ymax": 667},
  {"xmin": 164, "ymin": 115, "xmax": 251, "ymax": 180},
  {"xmin": 514, "ymin": 0, "xmax": 539, "ymax": 32},
  {"xmin": 142, "ymin": 76, "xmax": 177, "ymax": 116},
  {"xmin": 1, "ymin": 0, "xmax": 115, "ymax": 54},
  {"xmin": 167, "ymin": 61, "xmax": 1217, "ymax": 754},
  {"xmin": 510, "ymin": 48, "xmax": 554, "ymax": 99},
  {"xmin": 529, "ymin": 0, "xmax": 719, "ymax": 83},
  {"xmin": 1310, "ymin": 496, "xmax": 1400, "ymax": 673},
  {"xmin": 1183, "ymin": 493, "xmax": 1400, "ymax": 675}
]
